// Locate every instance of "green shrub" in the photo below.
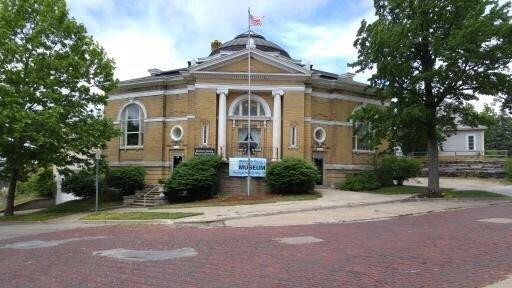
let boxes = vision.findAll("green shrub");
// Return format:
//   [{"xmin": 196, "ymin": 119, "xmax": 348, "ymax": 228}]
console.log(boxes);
[
  {"xmin": 108, "ymin": 166, "xmax": 146, "ymax": 195},
  {"xmin": 62, "ymin": 169, "xmax": 103, "ymax": 199},
  {"xmin": 164, "ymin": 156, "xmax": 224, "ymax": 200},
  {"xmin": 506, "ymin": 159, "xmax": 512, "ymax": 181},
  {"xmin": 17, "ymin": 168, "xmax": 56, "ymax": 198},
  {"xmin": 266, "ymin": 157, "xmax": 320, "ymax": 194},
  {"xmin": 378, "ymin": 155, "xmax": 421, "ymax": 186},
  {"xmin": 337, "ymin": 171, "xmax": 382, "ymax": 191}
]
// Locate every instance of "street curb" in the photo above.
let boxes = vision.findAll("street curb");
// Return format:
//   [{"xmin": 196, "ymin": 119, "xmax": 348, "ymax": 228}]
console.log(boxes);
[
  {"xmin": 80, "ymin": 219, "xmax": 179, "ymax": 225},
  {"xmin": 174, "ymin": 198, "xmax": 512, "ymax": 225},
  {"xmin": 75, "ymin": 199, "xmax": 512, "ymax": 226},
  {"xmin": 75, "ymin": 197, "xmax": 410, "ymax": 225},
  {"xmin": 173, "ymin": 197, "xmax": 415, "ymax": 224}
]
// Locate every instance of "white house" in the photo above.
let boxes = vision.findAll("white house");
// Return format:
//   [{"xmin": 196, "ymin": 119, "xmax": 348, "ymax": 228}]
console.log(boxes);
[{"xmin": 440, "ymin": 125, "xmax": 486, "ymax": 156}]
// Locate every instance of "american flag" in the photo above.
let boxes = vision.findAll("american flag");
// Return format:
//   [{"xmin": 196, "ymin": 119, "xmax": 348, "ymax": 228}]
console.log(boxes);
[{"xmin": 249, "ymin": 14, "xmax": 263, "ymax": 26}]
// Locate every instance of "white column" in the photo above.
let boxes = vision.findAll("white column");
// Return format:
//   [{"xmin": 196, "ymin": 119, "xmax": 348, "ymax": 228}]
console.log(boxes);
[
  {"xmin": 217, "ymin": 89, "xmax": 228, "ymax": 159},
  {"xmin": 272, "ymin": 90, "xmax": 283, "ymax": 161}
]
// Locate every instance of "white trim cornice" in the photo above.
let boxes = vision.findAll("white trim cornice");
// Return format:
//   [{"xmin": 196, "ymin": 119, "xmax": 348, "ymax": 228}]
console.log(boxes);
[
  {"xmin": 118, "ymin": 75, "xmax": 185, "ymax": 88},
  {"xmin": 312, "ymin": 92, "xmax": 387, "ymax": 106},
  {"xmin": 304, "ymin": 117, "xmax": 352, "ymax": 127},
  {"xmin": 108, "ymin": 88, "xmax": 190, "ymax": 100},
  {"xmin": 114, "ymin": 115, "xmax": 195, "ymax": 124}
]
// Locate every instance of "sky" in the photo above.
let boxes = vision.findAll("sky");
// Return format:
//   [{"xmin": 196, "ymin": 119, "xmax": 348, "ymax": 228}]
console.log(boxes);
[{"xmin": 66, "ymin": 0, "xmax": 500, "ymax": 110}]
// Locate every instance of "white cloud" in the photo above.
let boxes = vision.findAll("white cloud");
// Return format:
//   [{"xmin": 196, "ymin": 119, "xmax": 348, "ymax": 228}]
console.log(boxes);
[
  {"xmin": 96, "ymin": 28, "xmax": 180, "ymax": 80},
  {"xmin": 279, "ymin": 10, "xmax": 375, "ymax": 80}
]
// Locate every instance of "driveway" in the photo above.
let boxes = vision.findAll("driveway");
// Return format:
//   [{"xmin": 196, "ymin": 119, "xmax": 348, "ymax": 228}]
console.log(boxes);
[
  {"xmin": 405, "ymin": 177, "xmax": 512, "ymax": 196},
  {"xmin": 1, "ymin": 203, "xmax": 512, "ymax": 287}
]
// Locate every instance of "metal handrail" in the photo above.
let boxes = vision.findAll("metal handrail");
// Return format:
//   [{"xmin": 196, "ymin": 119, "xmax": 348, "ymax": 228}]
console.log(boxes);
[{"xmin": 143, "ymin": 186, "xmax": 159, "ymax": 207}]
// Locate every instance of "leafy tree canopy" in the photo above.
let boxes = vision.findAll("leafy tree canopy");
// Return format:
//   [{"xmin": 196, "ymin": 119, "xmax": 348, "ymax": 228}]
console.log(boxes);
[
  {"xmin": 479, "ymin": 105, "xmax": 512, "ymax": 154},
  {"xmin": 350, "ymin": 0, "xmax": 512, "ymax": 196},
  {"xmin": 0, "ymin": 0, "xmax": 118, "ymax": 214}
]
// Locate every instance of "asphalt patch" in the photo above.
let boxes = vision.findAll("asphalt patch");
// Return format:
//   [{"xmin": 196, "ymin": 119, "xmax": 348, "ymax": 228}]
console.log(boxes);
[
  {"xmin": 93, "ymin": 247, "xmax": 198, "ymax": 261},
  {"xmin": 477, "ymin": 218, "xmax": 512, "ymax": 224},
  {"xmin": 273, "ymin": 236, "xmax": 324, "ymax": 245},
  {"xmin": 0, "ymin": 236, "xmax": 107, "ymax": 249}
]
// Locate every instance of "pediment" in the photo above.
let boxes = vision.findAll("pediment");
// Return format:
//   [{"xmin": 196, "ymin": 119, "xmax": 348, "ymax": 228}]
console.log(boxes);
[
  {"xmin": 190, "ymin": 49, "xmax": 310, "ymax": 75},
  {"xmin": 211, "ymin": 57, "xmax": 290, "ymax": 73}
]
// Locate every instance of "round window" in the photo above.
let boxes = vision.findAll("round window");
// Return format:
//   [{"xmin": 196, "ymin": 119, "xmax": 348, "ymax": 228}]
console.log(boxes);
[
  {"xmin": 170, "ymin": 125, "xmax": 184, "ymax": 141},
  {"xmin": 313, "ymin": 127, "xmax": 326, "ymax": 144}
]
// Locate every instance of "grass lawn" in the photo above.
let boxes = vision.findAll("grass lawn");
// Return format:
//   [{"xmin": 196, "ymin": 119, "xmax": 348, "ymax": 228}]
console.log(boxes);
[
  {"xmin": 0, "ymin": 198, "xmax": 122, "ymax": 221},
  {"xmin": 442, "ymin": 190, "xmax": 510, "ymax": 199},
  {"xmin": 82, "ymin": 211, "xmax": 202, "ymax": 221},
  {"xmin": 367, "ymin": 186, "xmax": 428, "ymax": 195},
  {"xmin": 361, "ymin": 185, "xmax": 511, "ymax": 199},
  {"xmin": 151, "ymin": 192, "xmax": 321, "ymax": 209}
]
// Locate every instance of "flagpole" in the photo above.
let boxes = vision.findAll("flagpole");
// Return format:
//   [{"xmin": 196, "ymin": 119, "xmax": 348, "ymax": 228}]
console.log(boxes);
[{"xmin": 247, "ymin": 7, "xmax": 252, "ymax": 197}]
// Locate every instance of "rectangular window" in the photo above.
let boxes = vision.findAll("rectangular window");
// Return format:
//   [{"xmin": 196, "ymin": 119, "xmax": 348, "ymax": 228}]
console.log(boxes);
[
  {"xmin": 201, "ymin": 124, "xmax": 209, "ymax": 145},
  {"xmin": 290, "ymin": 126, "xmax": 297, "ymax": 148},
  {"xmin": 467, "ymin": 135, "xmax": 475, "ymax": 151},
  {"xmin": 352, "ymin": 122, "xmax": 373, "ymax": 151}
]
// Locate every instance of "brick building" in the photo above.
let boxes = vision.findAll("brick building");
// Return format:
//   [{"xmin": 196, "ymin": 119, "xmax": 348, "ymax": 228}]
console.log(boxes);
[{"xmin": 103, "ymin": 31, "xmax": 384, "ymax": 190}]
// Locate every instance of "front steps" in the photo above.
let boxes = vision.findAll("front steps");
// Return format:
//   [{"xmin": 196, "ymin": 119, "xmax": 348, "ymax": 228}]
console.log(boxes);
[{"xmin": 130, "ymin": 185, "xmax": 164, "ymax": 207}]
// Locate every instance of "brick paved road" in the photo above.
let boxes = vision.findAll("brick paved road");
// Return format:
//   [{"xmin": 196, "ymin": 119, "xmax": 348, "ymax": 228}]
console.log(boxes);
[{"xmin": 1, "ymin": 203, "xmax": 512, "ymax": 288}]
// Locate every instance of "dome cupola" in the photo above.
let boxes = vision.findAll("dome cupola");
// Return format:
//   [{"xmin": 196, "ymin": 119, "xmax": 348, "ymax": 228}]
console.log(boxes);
[{"xmin": 209, "ymin": 31, "xmax": 290, "ymax": 58}]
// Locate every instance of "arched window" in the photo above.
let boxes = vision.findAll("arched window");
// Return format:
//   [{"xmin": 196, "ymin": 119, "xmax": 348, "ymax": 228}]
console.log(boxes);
[
  {"xmin": 228, "ymin": 94, "xmax": 271, "ymax": 117},
  {"xmin": 120, "ymin": 104, "xmax": 144, "ymax": 147},
  {"xmin": 234, "ymin": 99, "xmax": 266, "ymax": 116}
]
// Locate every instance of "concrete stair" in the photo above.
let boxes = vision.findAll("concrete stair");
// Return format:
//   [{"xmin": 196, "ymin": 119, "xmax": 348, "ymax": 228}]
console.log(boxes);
[{"xmin": 130, "ymin": 185, "xmax": 164, "ymax": 207}]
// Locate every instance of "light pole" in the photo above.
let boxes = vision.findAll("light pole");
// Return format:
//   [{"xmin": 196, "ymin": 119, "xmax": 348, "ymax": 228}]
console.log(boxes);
[{"xmin": 95, "ymin": 149, "xmax": 101, "ymax": 212}]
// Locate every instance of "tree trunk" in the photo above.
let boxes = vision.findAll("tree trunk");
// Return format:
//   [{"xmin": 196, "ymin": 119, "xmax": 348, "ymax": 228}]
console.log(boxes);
[
  {"xmin": 4, "ymin": 167, "xmax": 19, "ymax": 216},
  {"xmin": 426, "ymin": 132, "xmax": 442, "ymax": 197}
]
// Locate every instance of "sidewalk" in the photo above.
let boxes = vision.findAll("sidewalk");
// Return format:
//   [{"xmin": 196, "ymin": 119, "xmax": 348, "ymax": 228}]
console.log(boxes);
[
  {"xmin": 405, "ymin": 177, "xmax": 512, "ymax": 196},
  {"xmin": 146, "ymin": 188, "xmax": 413, "ymax": 223},
  {"xmin": 225, "ymin": 198, "xmax": 507, "ymax": 227}
]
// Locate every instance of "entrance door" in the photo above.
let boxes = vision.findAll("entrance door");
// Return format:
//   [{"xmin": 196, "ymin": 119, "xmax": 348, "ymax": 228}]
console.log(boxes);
[
  {"xmin": 313, "ymin": 157, "xmax": 324, "ymax": 185},
  {"xmin": 172, "ymin": 155, "xmax": 183, "ymax": 171}
]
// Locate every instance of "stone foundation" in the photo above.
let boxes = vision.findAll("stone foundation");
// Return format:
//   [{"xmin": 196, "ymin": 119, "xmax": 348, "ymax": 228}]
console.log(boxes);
[{"xmin": 218, "ymin": 163, "xmax": 271, "ymax": 196}]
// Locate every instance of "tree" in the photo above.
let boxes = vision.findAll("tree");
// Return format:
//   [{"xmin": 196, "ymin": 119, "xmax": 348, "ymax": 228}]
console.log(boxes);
[
  {"xmin": 0, "ymin": 0, "xmax": 118, "ymax": 215},
  {"xmin": 479, "ymin": 105, "xmax": 512, "ymax": 154},
  {"xmin": 350, "ymin": 0, "xmax": 512, "ymax": 197}
]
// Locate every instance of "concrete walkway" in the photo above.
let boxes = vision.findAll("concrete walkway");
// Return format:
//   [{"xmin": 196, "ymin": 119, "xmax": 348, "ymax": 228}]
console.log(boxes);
[
  {"xmin": 405, "ymin": 177, "xmax": 512, "ymax": 196},
  {"xmin": 148, "ymin": 188, "xmax": 413, "ymax": 223},
  {"xmin": 2, "ymin": 187, "xmax": 510, "ymax": 239},
  {"xmin": 225, "ymin": 198, "xmax": 506, "ymax": 227}
]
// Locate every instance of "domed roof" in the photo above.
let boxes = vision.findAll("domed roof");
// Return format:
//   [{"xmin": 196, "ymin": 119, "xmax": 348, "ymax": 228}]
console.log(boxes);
[{"xmin": 209, "ymin": 31, "xmax": 290, "ymax": 58}]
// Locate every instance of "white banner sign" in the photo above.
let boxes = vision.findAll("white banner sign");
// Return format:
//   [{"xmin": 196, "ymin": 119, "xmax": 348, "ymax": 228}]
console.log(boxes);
[{"xmin": 228, "ymin": 158, "xmax": 266, "ymax": 177}]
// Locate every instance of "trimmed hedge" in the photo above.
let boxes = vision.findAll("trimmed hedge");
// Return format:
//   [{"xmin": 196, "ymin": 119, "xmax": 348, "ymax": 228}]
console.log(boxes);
[
  {"xmin": 337, "ymin": 171, "xmax": 382, "ymax": 191},
  {"xmin": 108, "ymin": 166, "xmax": 146, "ymax": 196},
  {"xmin": 338, "ymin": 155, "xmax": 421, "ymax": 191},
  {"xmin": 377, "ymin": 155, "xmax": 421, "ymax": 186},
  {"xmin": 164, "ymin": 156, "xmax": 224, "ymax": 200},
  {"xmin": 62, "ymin": 169, "xmax": 102, "ymax": 199},
  {"xmin": 266, "ymin": 157, "xmax": 320, "ymax": 194}
]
